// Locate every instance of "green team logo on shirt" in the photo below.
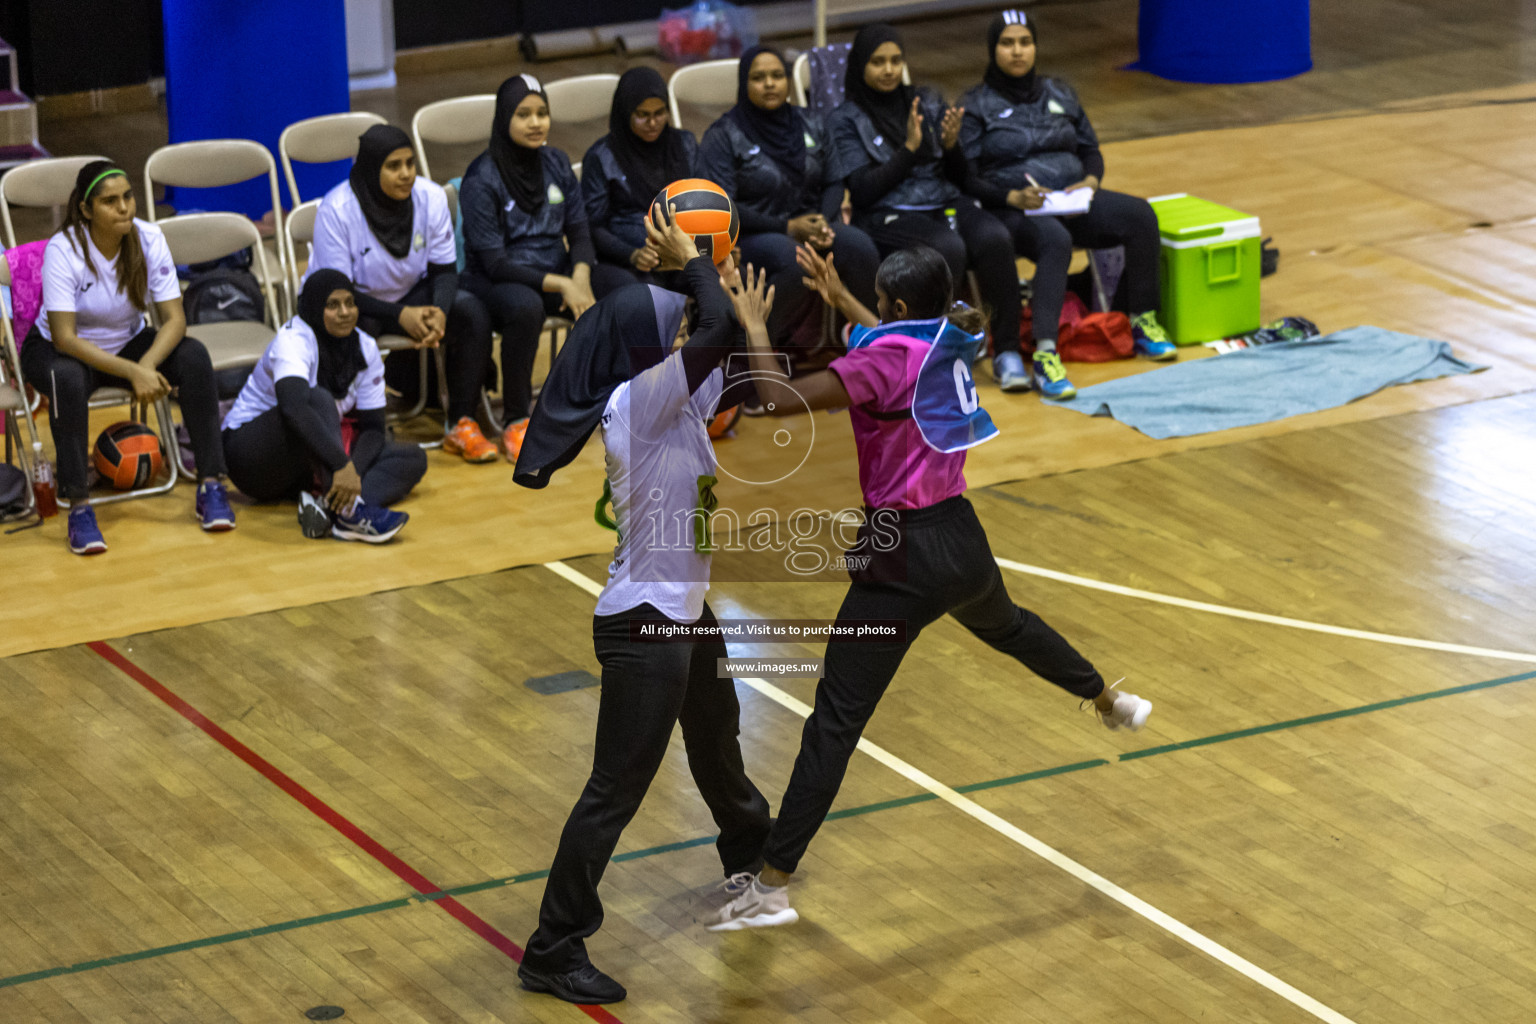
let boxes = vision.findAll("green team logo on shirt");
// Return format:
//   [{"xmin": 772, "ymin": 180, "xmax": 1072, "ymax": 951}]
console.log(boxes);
[
  {"xmin": 548, "ymin": 183, "xmax": 564, "ymax": 204},
  {"xmin": 1047, "ymin": 99, "xmax": 1067, "ymax": 115},
  {"xmin": 412, "ymin": 232, "xmax": 425, "ymax": 250},
  {"xmin": 803, "ymin": 131, "xmax": 816, "ymax": 149}
]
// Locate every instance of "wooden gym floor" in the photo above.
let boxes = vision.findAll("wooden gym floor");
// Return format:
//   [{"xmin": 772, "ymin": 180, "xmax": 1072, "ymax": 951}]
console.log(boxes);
[{"xmin": 6, "ymin": 1, "xmax": 1536, "ymax": 1020}]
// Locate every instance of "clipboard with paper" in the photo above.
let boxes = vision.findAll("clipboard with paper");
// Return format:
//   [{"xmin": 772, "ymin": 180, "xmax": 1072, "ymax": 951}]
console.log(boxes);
[{"xmin": 1026, "ymin": 188, "xmax": 1094, "ymax": 216}]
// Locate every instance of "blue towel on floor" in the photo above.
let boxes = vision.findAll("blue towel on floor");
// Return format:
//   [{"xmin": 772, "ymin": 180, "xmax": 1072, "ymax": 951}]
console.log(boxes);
[{"xmin": 1060, "ymin": 327, "xmax": 1486, "ymax": 439}]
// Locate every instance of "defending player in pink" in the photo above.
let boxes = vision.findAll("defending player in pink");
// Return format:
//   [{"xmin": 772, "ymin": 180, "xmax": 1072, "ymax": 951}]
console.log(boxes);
[{"xmin": 709, "ymin": 244, "xmax": 1154, "ymax": 931}]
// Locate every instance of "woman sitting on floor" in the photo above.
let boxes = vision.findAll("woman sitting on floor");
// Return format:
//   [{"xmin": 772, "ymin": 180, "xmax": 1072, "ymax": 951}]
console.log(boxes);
[
  {"xmin": 697, "ymin": 45, "xmax": 880, "ymax": 361},
  {"xmin": 580, "ymin": 67, "xmax": 698, "ymax": 298},
  {"xmin": 20, "ymin": 159, "xmax": 235, "ymax": 555},
  {"xmin": 958, "ymin": 9, "xmax": 1176, "ymax": 399},
  {"xmin": 461, "ymin": 73, "xmax": 596, "ymax": 463},
  {"xmin": 310, "ymin": 124, "xmax": 497, "ymax": 462},
  {"xmin": 222, "ymin": 270, "xmax": 419, "ymax": 544}
]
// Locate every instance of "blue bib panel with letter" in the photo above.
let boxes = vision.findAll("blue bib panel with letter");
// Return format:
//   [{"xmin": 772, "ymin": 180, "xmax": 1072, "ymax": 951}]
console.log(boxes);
[{"xmin": 847, "ymin": 315, "xmax": 999, "ymax": 453}]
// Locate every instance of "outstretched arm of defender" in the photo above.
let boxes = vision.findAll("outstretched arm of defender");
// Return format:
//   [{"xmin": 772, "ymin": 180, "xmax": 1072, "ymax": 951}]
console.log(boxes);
[
  {"xmin": 726, "ymin": 262, "xmax": 850, "ymax": 414},
  {"xmin": 796, "ymin": 245, "xmax": 878, "ymax": 328}
]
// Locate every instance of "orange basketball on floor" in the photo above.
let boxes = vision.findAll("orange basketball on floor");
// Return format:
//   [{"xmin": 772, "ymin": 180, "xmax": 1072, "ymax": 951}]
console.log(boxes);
[
  {"xmin": 651, "ymin": 178, "xmax": 738, "ymax": 265},
  {"xmin": 93, "ymin": 421, "xmax": 164, "ymax": 490}
]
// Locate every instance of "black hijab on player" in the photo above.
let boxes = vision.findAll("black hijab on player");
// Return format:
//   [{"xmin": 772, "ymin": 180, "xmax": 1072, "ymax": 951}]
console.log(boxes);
[
  {"xmin": 298, "ymin": 269, "xmax": 368, "ymax": 399},
  {"xmin": 608, "ymin": 67, "xmax": 692, "ymax": 207},
  {"xmin": 512, "ymin": 283, "xmax": 689, "ymax": 488},
  {"xmin": 492, "ymin": 73, "xmax": 548, "ymax": 212},
  {"xmin": 984, "ymin": 9, "xmax": 1040, "ymax": 105},
  {"xmin": 349, "ymin": 124, "xmax": 416, "ymax": 259},
  {"xmin": 846, "ymin": 23, "xmax": 917, "ymax": 149},
  {"xmin": 727, "ymin": 46, "xmax": 805, "ymax": 190}
]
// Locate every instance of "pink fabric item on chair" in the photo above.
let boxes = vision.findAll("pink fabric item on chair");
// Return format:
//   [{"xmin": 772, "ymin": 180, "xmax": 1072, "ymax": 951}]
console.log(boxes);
[{"xmin": 4, "ymin": 240, "xmax": 48, "ymax": 348}]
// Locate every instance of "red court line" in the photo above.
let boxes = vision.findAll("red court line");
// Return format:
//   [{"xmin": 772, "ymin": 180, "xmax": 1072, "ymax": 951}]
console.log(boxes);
[{"xmin": 88, "ymin": 641, "xmax": 623, "ymax": 1024}]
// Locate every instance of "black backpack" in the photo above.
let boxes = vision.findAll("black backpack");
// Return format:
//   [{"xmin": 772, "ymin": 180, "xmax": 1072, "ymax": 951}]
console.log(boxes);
[{"xmin": 183, "ymin": 264, "xmax": 264, "ymax": 326}]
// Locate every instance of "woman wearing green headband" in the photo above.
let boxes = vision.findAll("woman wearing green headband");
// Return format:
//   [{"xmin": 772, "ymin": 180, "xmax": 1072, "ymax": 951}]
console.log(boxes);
[{"xmin": 19, "ymin": 159, "xmax": 236, "ymax": 554}]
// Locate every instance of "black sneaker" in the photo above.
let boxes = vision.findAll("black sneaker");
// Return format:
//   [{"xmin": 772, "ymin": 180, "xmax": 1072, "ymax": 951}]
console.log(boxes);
[
  {"xmin": 297, "ymin": 492, "xmax": 331, "ymax": 540},
  {"xmin": 517, "ymin": 962, "xmax": 626, "ymax": 1004}
]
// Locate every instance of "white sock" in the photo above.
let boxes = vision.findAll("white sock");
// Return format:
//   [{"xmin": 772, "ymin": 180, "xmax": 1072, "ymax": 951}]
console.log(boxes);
[
  {"xmin": 752, "ymin": 878, "xmax": 784, "ymax": 894},
  {"xmin": 1035, "ymin": 338, "xmax": 1058, "ymax": 354}
]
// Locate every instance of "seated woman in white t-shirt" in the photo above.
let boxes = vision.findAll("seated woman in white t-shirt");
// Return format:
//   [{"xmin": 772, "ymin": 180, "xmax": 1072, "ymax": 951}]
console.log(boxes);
[
  {"xmin": 221, "ymin": 270, "xmax": 422, "ymax": 543},
  {"xmin": 18, "ymin": 159, "xmax": 236, "ymax": 556},
  {"xmin": 309, "ymin": 124, "xmax": 498, "ymax": 463}
]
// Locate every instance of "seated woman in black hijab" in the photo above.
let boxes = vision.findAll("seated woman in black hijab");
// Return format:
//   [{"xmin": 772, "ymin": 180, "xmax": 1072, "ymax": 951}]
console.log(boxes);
[
  {"xmin": 826, "ymin": 24, "xmax": 1018, "ymax": 373},
  {"xmin": 580, "ymin": 67, "xmax": 698, "ymax": 299},
  {"xmin": 222, "ymin": 270, "xmax": 421, "ymax": 543},
  {"xmin": 310, "ymin": 124, "xmax": 496, "ymax": 462},
  {"xmin": 461, "ymin": 73, "xmax": 596, "ymax": 463},
  {"xmin": 959, "ymin": 9, "xmax": 1177, "ymax": 400},
  {"xmin": 697, "ymin": 45, "xmax": 879, "ymax": 355}
]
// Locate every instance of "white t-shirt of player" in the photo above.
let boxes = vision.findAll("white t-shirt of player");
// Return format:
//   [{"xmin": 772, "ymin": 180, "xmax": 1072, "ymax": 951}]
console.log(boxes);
[
  {"xmin": 38, "ymin": 219, "xmax": 181, "ymax": 354},
  {"xmin": 308, "ymin": 177, "xmax": 456, "ymax": 303},
  {"xmin": 593, "ymin": 350, "xmax": 724, "ymax": 624},
  {"xmin": 222, "ymin": 317, "xmax": 386, "ymax": 432}
]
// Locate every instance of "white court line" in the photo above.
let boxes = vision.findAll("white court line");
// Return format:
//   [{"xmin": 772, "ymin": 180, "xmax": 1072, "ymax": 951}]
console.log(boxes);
[
  {"xmin": 541, "ymin": 560, "xmax": 1358, "ymax": 1024},
  {"xmin": 996, "ymin": 557, "xmax": 1536, "ymax": 664}
]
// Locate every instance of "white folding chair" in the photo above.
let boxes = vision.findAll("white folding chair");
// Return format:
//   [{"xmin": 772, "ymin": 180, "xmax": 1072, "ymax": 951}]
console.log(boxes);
[
  {"xmin": 155, "ymin": 212, "xmax": 280, "ymax": 373},
  {"xmin": 411, "ymin": 94, "xmax": 495, "ymax": 182},
  {"xmin": 144, "ymin": 139, "xmax": 289, "ymax": 307},
  {"xmin": 544, "ymin": 73, "xmax": 621, "ymax": 159},
  {"xmin": 277, "ymin": 110, "xmax": 387, "ymax": 207},
  {"xmin": 544, "ymin": 74, "xmax": 621, "ymax": 123},
  {"xmin": 791, "ymin": 52, "xmax": 811, "ymax": 107},
  {"xmin": 0, "ymin": 260, "xmax": 44, "ymax": 512},
  {"xmin": 0, "ymin": 154, "xmax": 108, "ymax": 249},
  {"xmin": 667, "ymin": 58, "xmax": 739, "ymax": 130}
]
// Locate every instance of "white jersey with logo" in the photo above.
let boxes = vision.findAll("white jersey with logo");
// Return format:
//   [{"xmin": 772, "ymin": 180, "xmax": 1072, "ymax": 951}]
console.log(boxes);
[
  {"xmin": 308, "ymin": 177, "xmax": 456, "ymax": 302},
  {"xmin": 38, "ymin": 219, "xmax": 181, "ymax": 353},
  {"xmin": 222, "ymin": 317, "xmax": 386, "ymax": 431},
  {"xmin": 594, "ymin": 350, "xmax": 724, "ymax": 624}
]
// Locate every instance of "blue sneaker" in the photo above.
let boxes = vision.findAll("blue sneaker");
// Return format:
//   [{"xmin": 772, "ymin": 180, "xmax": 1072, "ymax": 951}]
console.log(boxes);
[
  {"xmin": 67, "ymin": 505, "xmax": 108, "ymax": 555},
  {"xmin": 991, "ymin": 350, "xmax": 1031, "ymax": 393},
  {"xmin": 1130, "ymin": 312, "xmax": 1178, "ymax": 360},
  {"xmin": 196, "ymin": 480, "xmax": 236, "ymax": 532},
  {"xmin": 1030, "ymin": 351, "xmax": 1077, "ymax": 400},
  {"xmin": 332, "ymin": 500, "xmax": 408, "ymax": 544}
]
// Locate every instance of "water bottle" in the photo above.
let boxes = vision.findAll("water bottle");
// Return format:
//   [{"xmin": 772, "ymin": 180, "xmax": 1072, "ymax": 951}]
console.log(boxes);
[
  {"xmin": 944, "ymin": 207, "xmax": 958, "ymax": 233},
  {"xmin": 31, "ymin": 444, "xmax": 57, "ymax": 518}
]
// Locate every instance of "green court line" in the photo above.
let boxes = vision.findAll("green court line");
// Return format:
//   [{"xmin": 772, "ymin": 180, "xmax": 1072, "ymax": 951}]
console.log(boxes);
[
  {"xmin": 1120, "ymin": 668, "xmax": 1536, "ymax": 762},
  {"xmin": 5, "ymin": 669, "xmax": 1532, "ymax": 990}
]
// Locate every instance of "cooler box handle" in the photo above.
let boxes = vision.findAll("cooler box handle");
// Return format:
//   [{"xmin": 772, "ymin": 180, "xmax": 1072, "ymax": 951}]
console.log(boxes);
[{"xmin": 1205, "ymin": 241, "xmax": 1242, "ymax": 284}]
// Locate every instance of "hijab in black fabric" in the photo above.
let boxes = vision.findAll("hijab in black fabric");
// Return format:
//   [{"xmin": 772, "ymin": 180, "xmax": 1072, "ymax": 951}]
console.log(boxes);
[
  {"xmin": 985, "ymin": 9, "xmax": 1040, "ymax": 105},
  {"xmin": 298, "ymin": 269, "xmax": 368, "ymax": 399},
  {"xmin": 846, "ymin": 24, "xmax": 917, "ymax": 149},
  {"xmin": 513, "ymin": 284, "xmax": 689, "ymax": 489},
  {"xmin": 491, "ymin": 73, "xmax": 549, "ymax": 212},
  {"xmin": 608, "ymin": 67, "xmax": 692, "ymax": 208},
  {"xmin": 727, "ymin": 46, "xmax": 805, "ymax": 190},
  {"xmin": 349, "ymin": 125, "xmax": 416, "ymax": 259}
]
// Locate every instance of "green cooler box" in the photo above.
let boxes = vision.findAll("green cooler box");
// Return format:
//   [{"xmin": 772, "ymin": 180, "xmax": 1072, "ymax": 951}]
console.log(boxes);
[{"xmin": 1148, "ymin": 193, "xmax": 1261, "ymax": 344}]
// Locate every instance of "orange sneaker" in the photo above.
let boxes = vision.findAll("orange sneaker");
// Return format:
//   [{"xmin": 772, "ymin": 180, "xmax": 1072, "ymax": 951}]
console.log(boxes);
[
  {"xmin": 503, "ymin": 418, "xmax": 529, "ymax": 463},
  {"xmin": 708, "ymin": 405, "xmax": 741, "ymax": 440},
  {"xmin": 444, "ymin": 417, "xmax": 498, "ymax": 463}
]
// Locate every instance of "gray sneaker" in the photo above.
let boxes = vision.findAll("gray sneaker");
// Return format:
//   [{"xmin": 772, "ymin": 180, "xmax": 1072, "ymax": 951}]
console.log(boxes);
[
  {"xmin": 991, "ymin": 350, "xmax": 1031, "ymax": 393},
  {"xmin": 297, "ymin": 491, "xmax": 331, "ymax": 540},
  {"xmin": 707, "ymin": 877, "xmax": 799, "ymax": 931}
]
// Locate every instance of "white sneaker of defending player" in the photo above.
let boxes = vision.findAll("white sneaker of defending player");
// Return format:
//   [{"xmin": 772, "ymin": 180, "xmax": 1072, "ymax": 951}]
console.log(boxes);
[
  {"xmin": 707, "ymin": 877, "xmax": 799, "ymax": 931},
  {"xmin": 1096, "ymin": 678, "xmax": 1153, "ymax": 732}
]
